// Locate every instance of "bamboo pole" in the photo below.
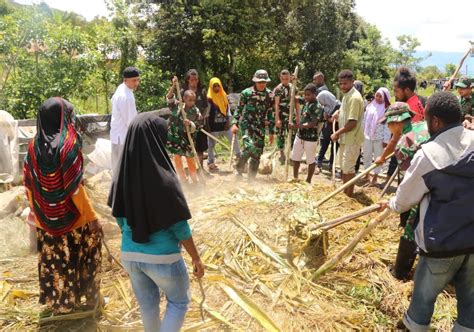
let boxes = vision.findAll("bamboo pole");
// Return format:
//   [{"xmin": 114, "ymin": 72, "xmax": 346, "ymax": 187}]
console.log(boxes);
[
  {"xmin": 315, "ymin": 152, "xmax": 394, "ymax": 207},
  {"xmin": 200, "ymin": 128, "xmax": 230, "ymax": 150},
  {"xmin": 176, "ymin": 81, "xmax": 206, "ymax": 183},
  {"xmin": 378, "ymin": 165, "xmax": 399, "ymax": 199},
  {"xmin": 229, "ymin": 133, "xmax": 236, "ymax": 171},
  {"xmin": 284, "ymin": 66, "xmax": 299, "ymax": 181},
  {"xmin": 312, "ymin": 204, "xmax": 381, "ymax": 232},
  {"xmin": 312, "ymin": 208, "xmax": 390, "ymax": 279},
  {"xmin": 443, "ymin": 44, "xmax": 474, "ymax": 91}
]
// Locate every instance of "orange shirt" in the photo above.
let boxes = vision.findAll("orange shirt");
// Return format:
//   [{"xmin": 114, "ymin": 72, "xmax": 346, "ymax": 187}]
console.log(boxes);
[{"xmin": 26, "ymin": 184, "xmax": 98, "ymax": 231}]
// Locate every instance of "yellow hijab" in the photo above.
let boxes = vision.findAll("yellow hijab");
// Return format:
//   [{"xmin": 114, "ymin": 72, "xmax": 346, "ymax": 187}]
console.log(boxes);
[{"xmin": 207, "ymin": 77, "xmax": 228, "ymax": 116}]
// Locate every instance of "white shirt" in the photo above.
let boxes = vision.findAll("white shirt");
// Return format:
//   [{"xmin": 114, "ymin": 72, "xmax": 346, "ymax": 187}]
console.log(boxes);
[{"xmin": 110, "ymin": 83, "xmax": 138, "ymax": 145}]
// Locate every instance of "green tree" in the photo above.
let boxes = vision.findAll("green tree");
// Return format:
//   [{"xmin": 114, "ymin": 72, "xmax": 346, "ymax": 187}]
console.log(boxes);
[
  {"xmin": 343, "ymin": 23, "xmax": 394, "ymax": 93},
  {"xmin": 444, "ymin": 63, "xmax": 456, "ymax": 77},
  {"xmin": 394, "ymin": 34, "xmax": 428, "ymax": 69}
]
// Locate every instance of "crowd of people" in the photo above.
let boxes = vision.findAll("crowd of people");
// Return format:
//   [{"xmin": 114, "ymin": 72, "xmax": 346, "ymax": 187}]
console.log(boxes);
[{"xmin": 21, "ymin": 63, "xmax": 473, "ymax": 331}]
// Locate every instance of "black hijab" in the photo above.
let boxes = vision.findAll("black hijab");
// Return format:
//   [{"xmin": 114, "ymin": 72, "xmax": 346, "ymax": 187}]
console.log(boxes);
[
  {"xmin": 107, "ymin": 112, "xmax": 192, "ymax": 243},
  {"xmin": 37, "ymin": 97, "xmax": 75, "ymax": 163}
]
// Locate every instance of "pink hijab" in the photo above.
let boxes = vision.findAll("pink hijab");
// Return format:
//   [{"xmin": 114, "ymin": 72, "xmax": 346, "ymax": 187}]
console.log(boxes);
[{"xmin": 364, "ymin": 87, "xmax": 390, "ymax": 139}]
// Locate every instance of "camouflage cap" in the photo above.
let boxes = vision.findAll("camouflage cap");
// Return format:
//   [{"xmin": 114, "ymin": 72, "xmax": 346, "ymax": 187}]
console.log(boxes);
[
  {"xmin": 379, "ymin": 102, "xmax": 413, "ymax": 124},
  {"xmin": 252, "ymin": 69, "xmax": 271, "ymax": 83},
  {"xmin": 454, "ymin": 76, "xmax": 472, "ymax": 89}
]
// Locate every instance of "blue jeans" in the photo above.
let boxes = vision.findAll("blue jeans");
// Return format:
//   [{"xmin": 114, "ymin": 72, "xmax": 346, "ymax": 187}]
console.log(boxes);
[
  {"xmin": 404, "ymin": 254, "xmax": 474, "ymax": 331},
  {"xmin": 123, "ymin": 258, "xmax": 191, "ymax": 332},
  {"xmin": 207, "ymin": 129, "xmax": 241, "ymax": 165}
]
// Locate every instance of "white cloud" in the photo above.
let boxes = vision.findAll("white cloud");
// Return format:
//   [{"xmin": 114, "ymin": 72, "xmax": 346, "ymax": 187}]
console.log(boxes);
[
  {"xmin": 14, "ymin": 0, "xmax": 110, "ymax": 21},
  {"xmin": 355, "ymin": 0, "xmax": 474, "ymax": 52}
]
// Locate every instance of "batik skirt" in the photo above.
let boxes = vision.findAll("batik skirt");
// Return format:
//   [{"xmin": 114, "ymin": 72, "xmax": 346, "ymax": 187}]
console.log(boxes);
[{"xmin": 36, "ymin": 222, "xmax": 102, "ymax": 314}]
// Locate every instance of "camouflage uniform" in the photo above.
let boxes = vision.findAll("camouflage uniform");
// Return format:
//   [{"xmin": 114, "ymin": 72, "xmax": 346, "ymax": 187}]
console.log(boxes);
[
  {"xmin": 274, "ymin": 83, "xmax": 297, "ymax": 150},
  {"xmin": 233, "ymin": 86, "xmax": 274, "ymax": 176},
  {"xmin": 297, "ymin": 101, "xmax": 324, "ymax": 142},
  {"xmin": 454, "ymin": 77, "xmax": 473, "ymax": 119},
  {"xmin": 459, "ymin": 93, "xmax": 474, "ymax": 118},
  {"xmin": 166, "ymin": 100, "xmax": 202, "ymax": 157},
  {"xmin": 383, "ymin": 103, "xmax": 430, "ymax": 280}
]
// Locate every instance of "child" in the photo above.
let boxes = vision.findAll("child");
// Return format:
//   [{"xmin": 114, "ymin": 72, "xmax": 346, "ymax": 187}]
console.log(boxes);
[
  {"xmin": 290, "ymin": 83, "xmax": 323, "ymax": 183},
  {"xmin": 166, "ymin": 76, "xmax": 202, "ymax": 184},
  {"xmin": 206, "ymin": 77, "xmax": 241, "ymax": 172}
]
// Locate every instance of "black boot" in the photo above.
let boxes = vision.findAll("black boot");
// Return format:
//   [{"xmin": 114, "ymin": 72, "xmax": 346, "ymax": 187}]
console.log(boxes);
[
  {"xmin": 235, "ymin": 155, "xmax": 249, "ymax": 176},
  {"xmin": 391, "ymin": 236, "xmax": 418, "ymax": 281},
  {"xmin": 248, "ymin": 159, "xmax": 260, "ymax": 179}
]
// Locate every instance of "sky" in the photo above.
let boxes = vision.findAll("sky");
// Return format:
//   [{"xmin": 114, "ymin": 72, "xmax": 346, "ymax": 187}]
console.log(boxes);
[
  {"xmin": 355, "ymin": 0, "xmax": 473, "ymax": 52},
  {"xmin": 14, "ymin": 0, "xmax": 474, "ymax": 54}
]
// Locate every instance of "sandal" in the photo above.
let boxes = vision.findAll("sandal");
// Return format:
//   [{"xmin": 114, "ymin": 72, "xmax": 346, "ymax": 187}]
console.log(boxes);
[{"xmin": 208, "ymin": 163, "xmax": 219, "ymax": 173}]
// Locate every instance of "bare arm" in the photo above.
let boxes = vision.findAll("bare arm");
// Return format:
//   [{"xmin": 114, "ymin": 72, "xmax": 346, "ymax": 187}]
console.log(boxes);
[{"xmin": 181, "ymin": 236, "xmax": 204, "ymax": 278}]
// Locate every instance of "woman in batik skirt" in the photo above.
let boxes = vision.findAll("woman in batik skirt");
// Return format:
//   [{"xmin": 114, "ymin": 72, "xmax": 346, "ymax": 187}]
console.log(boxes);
[{"xmin": 23, "ymin": 97, "xmax": 102, "ymax": 315}]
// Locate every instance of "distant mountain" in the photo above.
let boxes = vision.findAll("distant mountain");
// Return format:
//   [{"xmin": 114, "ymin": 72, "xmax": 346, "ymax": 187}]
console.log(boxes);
[{"xmin": 417, "ymin": 51, "xmax": 474, "ymax": 76}]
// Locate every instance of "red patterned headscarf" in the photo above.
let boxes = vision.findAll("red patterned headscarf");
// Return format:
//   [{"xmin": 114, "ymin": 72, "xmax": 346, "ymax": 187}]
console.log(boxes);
[{"xmin": 23, "ymin": 97, "xmax": 83, "ymax": 235}]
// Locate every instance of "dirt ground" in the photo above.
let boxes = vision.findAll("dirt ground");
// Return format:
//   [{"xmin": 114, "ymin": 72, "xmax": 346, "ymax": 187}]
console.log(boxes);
[{"xmin": 0, "ymin": 156, "xmax": 458, "ymax": 331}]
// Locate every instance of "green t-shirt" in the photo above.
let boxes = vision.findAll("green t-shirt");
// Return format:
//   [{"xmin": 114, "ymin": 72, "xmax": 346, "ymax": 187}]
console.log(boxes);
[{"xmin": 339, "ymin": 87, "xmax": 365, "ymax": 145}]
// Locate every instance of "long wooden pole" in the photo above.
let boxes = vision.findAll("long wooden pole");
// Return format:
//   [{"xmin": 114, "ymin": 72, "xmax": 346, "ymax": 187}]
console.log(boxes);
[
  {"xmin": 312, "ymin": 208, "xmax": 390, "ymax": 279},
  {"xmin": 378, "ymin": 165, "xmax": 399, "ymax": 199},
  {"xmin": 176, "ymin": 81, "xmax": 205, "ymax": 183},
  {"xmin": 315, "ymin": 152, "xmax": 394, "ymax": 207},
  {"xmin": 284, "ymin": 66, "xmax": 299, "ymax": 181},
  {"xmin": 443, "ymin": 45, "xmax": 473, "ymax": 91},
  {"xmin": 312, "ymin": 204, "xmax": 381, "ymax": 232},
  {"xmin": 200, "ymin": 128, "xmax": 230, "ymax": 150},
  {"xmin": 229, "ymin": 133, "xmax": 236, "ymax": 171}
]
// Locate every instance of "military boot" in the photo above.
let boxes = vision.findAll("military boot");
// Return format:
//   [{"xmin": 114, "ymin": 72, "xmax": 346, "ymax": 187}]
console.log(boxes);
[{"xmin": 248, "ymin": 159, "xmax": 260, "ymax": 179}]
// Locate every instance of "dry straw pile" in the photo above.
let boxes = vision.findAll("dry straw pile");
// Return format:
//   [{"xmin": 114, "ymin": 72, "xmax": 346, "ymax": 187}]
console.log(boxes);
[{"xmin": 0, "ymin": 170, "xmax": 457, "ymax": 331}]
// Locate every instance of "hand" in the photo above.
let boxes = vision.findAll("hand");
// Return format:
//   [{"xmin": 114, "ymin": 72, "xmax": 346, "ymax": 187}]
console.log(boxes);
[
  {"xmin": 330, "ymin": 132, "xmax": 339, "ymax": 142},
  {"xmin": 332, "ymin": 110, "xmax": 339, "ymax": 121},
  {"xmin": 89, "ymin": 219, "xmax": 102, "ymax": 232},
  {"xmin": 377, "ymin": 200, "xmax": 389, "ymax": 212},
  {"xmin": 172, "ymin": 76, "xmax": 178, "ymax": 86},
  {"xmin": 275, "ymin": 119, "xmax": 282, "ymax": 128},
  {"xmin": 442, "ymin": 80, "xmax": 451, "ymax": 91},
  {"xmin": 231, "ymin": 124, "xmax": 239, "ymax": 134},
  {"xmin": 374, "ymin": 156, "xmax": 385, "ymax": 165},
  {"xmin": 269, "ymin": 134, "xmax": 274, "ymax": 145},
  {"xmin": 192, "ymin": 259, "xmax": 205, "ymax": 279},
  {"xmin": 289, "ymin": 122, "xmax": 299, "ymax": 129}
]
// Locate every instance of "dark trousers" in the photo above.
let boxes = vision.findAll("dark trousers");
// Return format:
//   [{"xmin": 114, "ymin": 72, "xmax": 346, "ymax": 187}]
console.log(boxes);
[
  {"xmin": 316, "ymin": 136, "xmax": 338, "ymax": 167},
  {"xmin": 387, "ymin": 156, "xmax": 398, "ymax": 177}
]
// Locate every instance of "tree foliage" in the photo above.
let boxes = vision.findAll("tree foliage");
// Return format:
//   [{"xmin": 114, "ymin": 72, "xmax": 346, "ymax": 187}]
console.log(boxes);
[{"xmin": 0, "ymin": 0, "xmax": 428, "ymax": 119}]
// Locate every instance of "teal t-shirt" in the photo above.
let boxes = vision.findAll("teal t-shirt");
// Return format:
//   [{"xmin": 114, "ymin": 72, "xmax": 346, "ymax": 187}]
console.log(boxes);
[{"xmin": 117, "ymin": 218, "xmax": 192, "ymax": 256}]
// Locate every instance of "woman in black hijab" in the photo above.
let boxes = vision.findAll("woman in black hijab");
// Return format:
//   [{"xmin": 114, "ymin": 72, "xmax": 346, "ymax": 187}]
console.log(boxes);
[{"xmin": 108, "ymin": 112, "xmax": 204, "ymax": 332}]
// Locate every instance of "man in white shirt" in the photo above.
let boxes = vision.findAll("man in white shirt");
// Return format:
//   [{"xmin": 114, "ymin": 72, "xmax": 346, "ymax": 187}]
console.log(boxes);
[{"xmin": 110, "ymin": 67, "xmax": 140, "ymax": 176}]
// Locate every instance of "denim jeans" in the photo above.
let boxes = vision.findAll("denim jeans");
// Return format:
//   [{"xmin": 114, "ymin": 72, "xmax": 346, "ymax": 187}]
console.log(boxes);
[
  {"xmin": 123, "ymin": 258, "xmax": 191, "ymax": 332},
  {"xmin": 404, "ymin": 254, "xmax": 474, "ymax": 331},
  {"xmin": 207, "ymin": 129, "xmax": 241, "ymax": 165}
]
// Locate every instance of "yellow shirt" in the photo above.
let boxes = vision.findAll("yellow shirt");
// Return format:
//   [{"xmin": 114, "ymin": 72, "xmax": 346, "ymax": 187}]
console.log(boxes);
[
  {"xmin": 339, "ymin": 87, "xmax": 365, "ymax": 145},
  {"xmin": 27, "ymin": 184, "xmax": 98, "ymax": 231}
]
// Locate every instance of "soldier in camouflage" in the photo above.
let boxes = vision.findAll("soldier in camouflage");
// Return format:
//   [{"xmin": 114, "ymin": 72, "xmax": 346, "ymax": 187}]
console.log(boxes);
[
  {"xmin": 231, "ymin": 70, "xmax": 275, "ymax": 179},
  {"xmin": 454, "ymin": 76, "xmax": 473, "ymax": 120},
  {"xmin": 274, "ymin": 69, "xmax": 300, "ymax": 164},
  {"xmin": 379, "ymin": 102, "xmax": 430, "ymax": 280}
]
